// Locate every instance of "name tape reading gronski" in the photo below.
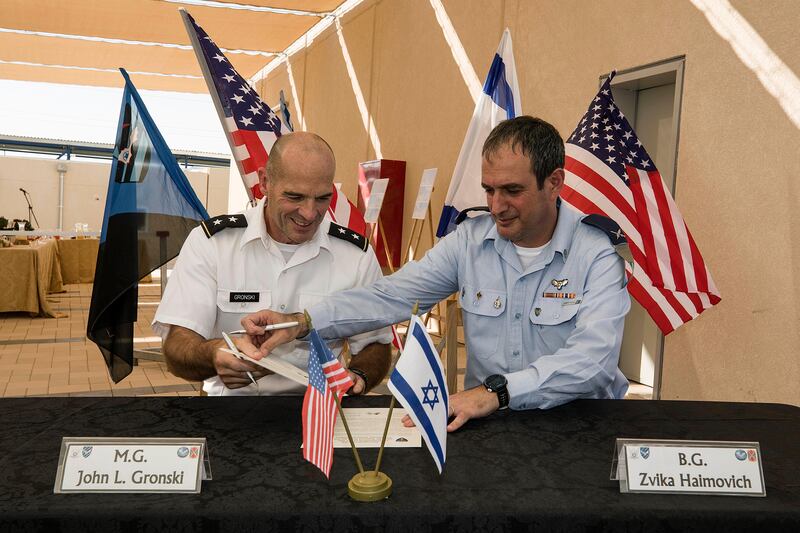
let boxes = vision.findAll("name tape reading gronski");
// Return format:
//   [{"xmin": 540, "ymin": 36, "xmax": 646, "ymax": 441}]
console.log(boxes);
[
  {"xmin": 54, "ymin": 438, "xmax": 208, "ymax": 493},
  {"xmin": 618, "ymin": 440, "xmax": 765, "ymax": 496}
]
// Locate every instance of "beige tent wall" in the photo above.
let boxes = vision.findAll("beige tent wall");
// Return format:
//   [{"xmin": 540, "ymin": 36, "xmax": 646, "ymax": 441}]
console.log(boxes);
[
  {"xmin": 257, "ymin": 0, "xmax": 799, "ymax": 406},
  {"xmin": 0, "ymin": 155, "xmax": 231, "ymax": 230}
]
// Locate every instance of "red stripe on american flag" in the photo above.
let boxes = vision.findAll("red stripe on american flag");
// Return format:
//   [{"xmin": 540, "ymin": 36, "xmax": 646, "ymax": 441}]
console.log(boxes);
[
  {"xmin": 232, "ymin": 130, "xmax": 268, "ymax": 171},
  {"xmin": 646, "ymin": 169, "xmax": 688, "ymax": 291},
  {"xmin": 626, "ymin": 167, "xmax": 665, "ymax": 287},
  {"xmin": 685, "ymin": 222, "xmax": 713, "ymax": 296},
  {"xmin": 626, "ymin": 276, "xmax": 676, "ymax": 334},
  {"xmin": 565, "ymin": 156, "xmax": 638, "ymax": 226},
  {"xmin": 561, "ymin": 184, "xmax": 648, "ymax": 270}
]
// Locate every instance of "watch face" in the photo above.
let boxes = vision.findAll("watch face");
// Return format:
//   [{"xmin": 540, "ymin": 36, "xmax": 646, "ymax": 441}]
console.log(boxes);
[{"xmin": 484, "ymin": 374, "xmax": 507, "ymax": 392}]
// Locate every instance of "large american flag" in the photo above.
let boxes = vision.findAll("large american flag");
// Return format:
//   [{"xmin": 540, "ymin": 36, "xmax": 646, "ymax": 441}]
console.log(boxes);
[
  {"xmin": 561, "ymin": 73, "xmax": 721, "ymax": 334},
  {"xmin": 302, "ymin": 329, "xmax": 353, "ymax": 478},
  {"xmin": 181, "ymin": 10, "xmax": 366, "ymax": 235}
]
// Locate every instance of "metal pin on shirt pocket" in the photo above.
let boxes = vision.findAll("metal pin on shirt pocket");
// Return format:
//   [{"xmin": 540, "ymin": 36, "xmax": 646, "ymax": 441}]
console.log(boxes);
[{"xmin": 562, "ymin": 299, "xmax": 582, "ymax": 306}]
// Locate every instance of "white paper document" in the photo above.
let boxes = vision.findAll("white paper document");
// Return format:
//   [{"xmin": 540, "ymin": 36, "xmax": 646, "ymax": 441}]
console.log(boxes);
[
  {"xmin": 220, "ymin": 348, "xmax": 308, "ymax": 386},
  {"xmin": 334, "ymin": 408, "xmax": 421, "ymax": 448},
  {"xmin": 412, "ymin": 168, "xmax": 437, "ymax": 219},
  {"xmin": 364, "ymin": 178, "xmax": 389, "ymax": 224}
]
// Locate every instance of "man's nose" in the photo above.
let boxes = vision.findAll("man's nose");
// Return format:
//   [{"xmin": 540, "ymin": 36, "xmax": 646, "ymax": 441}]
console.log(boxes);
[
  {"xmin": 297, "ymin": 200, "xmax": 317, "ymax": 220},
  {"xmin": 489, "ymin": 194, "xmax": 506, "ymax": 215}
]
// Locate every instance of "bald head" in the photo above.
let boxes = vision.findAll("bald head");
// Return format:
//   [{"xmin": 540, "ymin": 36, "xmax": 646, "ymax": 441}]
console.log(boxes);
[
  {"xmin": 263, "ymin": 131, "xmax": 336, "ymax": 186},
  {"xmin": 258, "ymin": 132, "xmax": 337, "ymax": 244}
]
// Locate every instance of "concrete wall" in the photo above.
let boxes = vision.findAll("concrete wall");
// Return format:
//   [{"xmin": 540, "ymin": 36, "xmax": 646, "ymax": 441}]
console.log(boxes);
[
  {"xmin": 0, "ymin": 155, "xmax": 231, "ymax": 231},
  {"xmin": 256, "ymin": 0, "xmax": 800, "ymax": 405}
]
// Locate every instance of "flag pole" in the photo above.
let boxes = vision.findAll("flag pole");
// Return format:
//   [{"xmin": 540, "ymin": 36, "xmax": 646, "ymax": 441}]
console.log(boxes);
[
  {"xmin": 178, "ymin": 8, "xmax": 256, "ymax": 207},
  {"xmin": 372, "ymin": 301, "xmax": 418, "ymax": 475}
]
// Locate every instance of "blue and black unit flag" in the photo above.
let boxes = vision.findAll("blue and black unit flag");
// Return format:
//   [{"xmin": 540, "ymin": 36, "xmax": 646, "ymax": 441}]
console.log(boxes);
[{"xmin": 87, "ymin": 69, "xmax": 209, "ymax": 383}]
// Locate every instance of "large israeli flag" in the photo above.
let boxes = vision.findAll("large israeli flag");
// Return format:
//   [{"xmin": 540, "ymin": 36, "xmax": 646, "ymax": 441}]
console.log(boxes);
[
  {"xmin": 387, "ymin": 315, "xmax": 449, "ymax": 473},
  {"xmin": 436, "ymin": 28, "xmax": 522, "ymax": 237}
]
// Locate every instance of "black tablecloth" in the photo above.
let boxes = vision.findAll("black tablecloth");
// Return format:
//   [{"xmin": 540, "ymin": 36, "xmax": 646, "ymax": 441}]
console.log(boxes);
[{"xmin": 0, "ymin": 396, "xmax": 797, "ymax": 532}]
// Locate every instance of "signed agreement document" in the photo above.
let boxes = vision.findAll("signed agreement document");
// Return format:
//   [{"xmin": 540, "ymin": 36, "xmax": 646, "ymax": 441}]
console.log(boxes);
[{"xmin": 333, "ymin": 408, "xmax": 422, "ymax": 448}]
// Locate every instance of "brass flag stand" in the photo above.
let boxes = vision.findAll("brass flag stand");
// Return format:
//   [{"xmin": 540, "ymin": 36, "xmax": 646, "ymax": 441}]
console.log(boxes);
[{"xmin": 348, "ymin": 302, "xmax": 420, "ymax": 501}]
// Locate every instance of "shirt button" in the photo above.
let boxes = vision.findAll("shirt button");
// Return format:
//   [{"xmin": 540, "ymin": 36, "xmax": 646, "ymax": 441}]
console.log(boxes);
[
  {"xmin": 554, "ymin": 313, "xmax": 560, "ymax": 319},
  {"xmin": 515, "ymin": 312, "xmax": 521, "ymax": 319},
  {"xmin": 513, "ymin": 350, "xmax": 519, "ymax": 356},
  {"xmin": 280, "ymin": 304, "xmax": 286, "ymax": 310}
]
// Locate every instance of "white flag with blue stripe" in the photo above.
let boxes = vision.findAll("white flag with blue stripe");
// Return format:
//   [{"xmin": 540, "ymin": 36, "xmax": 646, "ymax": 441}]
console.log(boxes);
[
  {"xmin": 387, "ymin": 315, "xmax": 449, "ymax": 473},
  {"xmin": 436, "ymin": 28, "xmax": 522, "ymax": 237}
]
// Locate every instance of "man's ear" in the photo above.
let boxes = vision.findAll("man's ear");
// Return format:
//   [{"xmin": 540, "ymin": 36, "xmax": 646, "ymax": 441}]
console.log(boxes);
[
  {"xmin": 257, "ymin": 167, "xmax": 268, "ymax": 197},
  {"xmin": 546, "ymin": 168, "xmax": 565, "ymax": 200}
]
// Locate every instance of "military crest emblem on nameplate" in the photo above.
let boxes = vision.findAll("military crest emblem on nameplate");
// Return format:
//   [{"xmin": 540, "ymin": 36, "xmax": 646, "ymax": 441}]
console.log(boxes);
[{"xmin": 82, "ymin": 446, "xmax": 93, "ymax": 458}]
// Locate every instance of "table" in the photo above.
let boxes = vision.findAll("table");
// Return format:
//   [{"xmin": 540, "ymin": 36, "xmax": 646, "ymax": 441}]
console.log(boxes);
[
  {"xmin": 0, "ymin": 239, "xmax": 64, "ymax": 317},
  {"xmin": 57, "ymin": 238, "xmax": 99, "ymax": 284},
  {"xmin": 0, "ymin": 397, "xmax": 797, "ymax": 531}
]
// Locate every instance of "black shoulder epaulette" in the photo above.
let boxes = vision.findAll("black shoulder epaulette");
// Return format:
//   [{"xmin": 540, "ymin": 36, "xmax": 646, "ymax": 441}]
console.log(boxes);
[
  {"xmin": 455, "ymin": 206, "xmax": 490, "ymax": 225},
  {"xmin": 328, "ymin": 222, "xmax": 368, "ymax": 252},
  {"xmin": 581, "ymin": 214, "xmax": 633, "ymax": 267},
  {"xmin": 581, "ymin": 214, "xmax": 626, "ymax": 245},
  {"xmin": 200, "ymin": 213, "xmax": 247, "ymax": 238}
]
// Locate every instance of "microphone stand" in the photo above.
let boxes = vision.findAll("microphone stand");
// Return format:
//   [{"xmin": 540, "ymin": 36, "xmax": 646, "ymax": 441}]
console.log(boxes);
[{"xmin": 20, "ymin": 189, "xmax": 40, "ymax": 229}]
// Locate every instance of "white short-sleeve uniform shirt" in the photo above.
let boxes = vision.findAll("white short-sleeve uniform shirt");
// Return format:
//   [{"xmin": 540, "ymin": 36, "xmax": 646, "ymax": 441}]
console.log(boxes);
[{"xmin": 153, "ymin": 199, "xmax": 392, "ymax": 396}]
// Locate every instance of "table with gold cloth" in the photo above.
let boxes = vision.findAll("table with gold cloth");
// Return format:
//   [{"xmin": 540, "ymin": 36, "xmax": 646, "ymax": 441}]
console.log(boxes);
[
  {"xmin": 56, "ymin": 238, "xmax": 99, "ymax": 284},
  {"xmin": 0, "ymin": 239, "xmax": 64, "ymax": 317}
]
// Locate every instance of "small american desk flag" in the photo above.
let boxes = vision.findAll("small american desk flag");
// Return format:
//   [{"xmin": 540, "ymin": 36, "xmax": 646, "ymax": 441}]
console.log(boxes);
[
  {"xmin": 303, "ymin": 329, "xmax": 353, "ymax": 478},
  {"xmin": 181, "ymin": 9, "xmax": 365, "ymax": 235},
  {"xmin": 561, "ymin": 73, "xmax": 721, "ymax": 334}
]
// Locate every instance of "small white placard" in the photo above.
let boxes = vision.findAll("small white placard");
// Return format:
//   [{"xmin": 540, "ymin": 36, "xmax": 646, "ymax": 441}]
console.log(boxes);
[
  {"xmin": 333, "ymin": 407, "xmax": 421, "ymax": 448},
  {"xmin": 412, "ymin": 168, "xmax": 437, "ymax": 220},
  {"xmin": 54, "ymin": 437, "xmax": 210, "ymax": 494},
  {"xmin": 612, "ymin": 439, "xmax": 765, "ymax": 496},
  {"xmin": 364, "ymin": 178, "xmax": 389, "ymax": 224}
]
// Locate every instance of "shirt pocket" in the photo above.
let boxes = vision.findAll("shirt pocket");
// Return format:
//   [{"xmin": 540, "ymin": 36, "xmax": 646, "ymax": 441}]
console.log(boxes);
[
  {"xmin": 529, "ymin": 297, "xmax": 580, "ymax": 354},
  {"xmin": 458, "ymin": 284, "xmax": 506, "ymax": 360},
  {"xmin": 216, "ymin": 289, "xmax": 272, "ymax": 335}
]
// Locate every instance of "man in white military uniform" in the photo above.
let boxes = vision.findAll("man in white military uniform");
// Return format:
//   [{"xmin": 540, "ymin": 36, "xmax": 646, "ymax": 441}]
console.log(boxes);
[{"xmin": 153, "ymin": 132, "xmax": 392, "ymax": 396}]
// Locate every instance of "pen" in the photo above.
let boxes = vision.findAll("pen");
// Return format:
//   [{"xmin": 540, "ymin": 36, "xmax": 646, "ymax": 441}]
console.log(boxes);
[
  {"xmin": 221, "ymin": 332, "xmax": 257, "ymax": 386},
  {"xmin": 227, "ymin": 321, "xmax": 300, "ymax": 336}
]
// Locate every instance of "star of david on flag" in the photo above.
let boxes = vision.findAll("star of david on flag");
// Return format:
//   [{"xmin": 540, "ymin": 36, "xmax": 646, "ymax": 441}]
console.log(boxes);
[{"xmin": 387, "ymin": 315, "xmax": 449, "ymax": 473}]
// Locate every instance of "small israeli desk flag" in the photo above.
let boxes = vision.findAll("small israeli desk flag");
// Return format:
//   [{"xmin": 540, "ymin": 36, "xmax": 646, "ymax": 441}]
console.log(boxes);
[{"xmin": 387, "ymin": 315, "xmax": 449, "ymax": 473}]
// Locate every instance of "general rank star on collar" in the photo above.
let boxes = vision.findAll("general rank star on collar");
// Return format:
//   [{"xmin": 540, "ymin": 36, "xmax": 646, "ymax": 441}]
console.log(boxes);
[{"xmin": 201, "ymin": 213, "xmax": 248, "ymax": 238}]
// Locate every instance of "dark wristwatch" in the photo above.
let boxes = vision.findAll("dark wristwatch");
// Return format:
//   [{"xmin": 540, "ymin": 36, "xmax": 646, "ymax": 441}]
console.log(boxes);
[{"xmin": 483, "ymin": 374, "xmax": 509, "ymax": 410}]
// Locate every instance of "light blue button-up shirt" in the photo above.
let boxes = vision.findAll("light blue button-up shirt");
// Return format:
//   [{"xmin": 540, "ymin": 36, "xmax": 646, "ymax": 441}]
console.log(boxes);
[{"xmin": 310, "ymin": 204, "xmax": 631, "ymax": 410}]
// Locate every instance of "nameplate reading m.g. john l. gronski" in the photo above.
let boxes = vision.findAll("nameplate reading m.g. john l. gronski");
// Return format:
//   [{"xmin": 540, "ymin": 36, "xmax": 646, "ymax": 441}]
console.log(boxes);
[
  {"xmin": 611, "ymin": 439, "xmax": 765, "ymax": 497},
  {"xmin": 54, "ymin": 437, "xmax": 210, "ymax": 494}
]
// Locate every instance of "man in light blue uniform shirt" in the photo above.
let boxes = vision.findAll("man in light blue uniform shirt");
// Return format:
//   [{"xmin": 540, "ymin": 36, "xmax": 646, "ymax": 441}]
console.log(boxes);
[{"xmin": 241, "ymin": 116, "xmax": 631, "ymax": 431}]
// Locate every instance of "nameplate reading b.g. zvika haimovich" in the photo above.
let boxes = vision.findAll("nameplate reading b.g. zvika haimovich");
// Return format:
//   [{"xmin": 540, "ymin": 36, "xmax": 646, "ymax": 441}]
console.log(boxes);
[{"xmin": 54, "ymin": 437, "xmax": 211, "ymax": 494}]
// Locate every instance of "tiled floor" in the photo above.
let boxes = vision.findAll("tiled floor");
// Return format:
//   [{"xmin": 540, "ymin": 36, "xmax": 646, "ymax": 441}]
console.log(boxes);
[
  {"xmin": 0, "ymin": 282, "xmax": 653, "ymax": 400},
  {"xmin": 0, "ymin": 282, "xmax": 202, "ymax": 397}
]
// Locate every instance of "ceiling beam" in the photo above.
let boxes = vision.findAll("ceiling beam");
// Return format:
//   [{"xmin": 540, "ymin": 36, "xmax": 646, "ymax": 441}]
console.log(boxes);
[
  {"xmin": 160, "ymin": 0, "xmax": 330, "ymax": 17},
  {"xmin": 0, "ymin": 27, "xmax": 276, "ymax": 57}
]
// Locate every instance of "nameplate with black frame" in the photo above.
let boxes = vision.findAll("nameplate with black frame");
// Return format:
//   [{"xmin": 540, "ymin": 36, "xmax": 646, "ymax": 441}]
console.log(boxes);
[
  {"xmin": 610, "ymin": 438, "xmax": 765, "ymax": 496},
  {"xmin": 54, "ymin": 437, "xmax": 211, "ymax": 494}
]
